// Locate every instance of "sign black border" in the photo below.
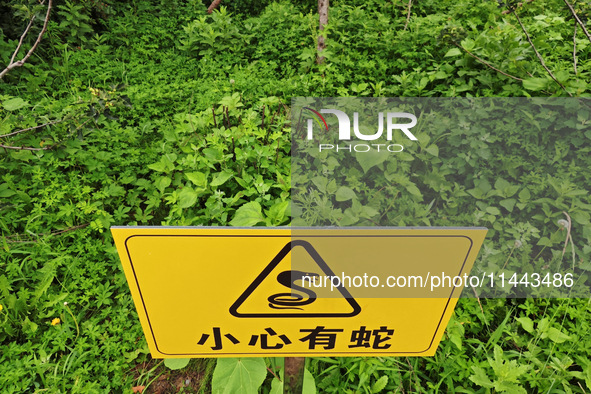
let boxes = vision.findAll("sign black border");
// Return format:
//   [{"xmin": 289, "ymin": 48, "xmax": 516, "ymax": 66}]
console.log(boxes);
[{"xmin": 123, "ymin": 233, "xmax": 475, "ymax": 356}]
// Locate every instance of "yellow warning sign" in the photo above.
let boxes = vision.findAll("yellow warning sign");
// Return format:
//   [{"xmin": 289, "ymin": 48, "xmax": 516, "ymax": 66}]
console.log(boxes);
[{"xmin": 111, "ymin": 227, "xmax": 486, "ymax": 358}]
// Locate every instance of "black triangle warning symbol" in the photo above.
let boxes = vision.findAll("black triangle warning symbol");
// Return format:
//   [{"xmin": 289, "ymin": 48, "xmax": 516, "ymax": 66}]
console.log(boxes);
[{"xmin": 229, "ymin": 240, "xmax": 362, "ymax": 318}]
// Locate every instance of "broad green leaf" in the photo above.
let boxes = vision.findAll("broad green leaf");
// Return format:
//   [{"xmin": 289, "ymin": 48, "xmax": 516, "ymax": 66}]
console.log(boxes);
[
  {"xmin": 2, "ymin": 97, "xmax": 29, "ymax": 111},
  {"xmin": 494, "ymin": 381, "xmax": 527, "ymax": 394},
  {"xmin": 523, "ymin": 78, "xmax": 547, "ymax": 91},
  {"xmin": 22, "ymin": 316, "xmax": 38, "ymax": 334},
  {"xmin": 266, "ymin": 200, "xmax": 289, "ymax": 225},
  {"xmin": 417, "ymin": 133, "xmax": 430, "ymax": 148},
  {"xmin": 155, "ymin": 176, "xmax": 171, "ymax": 193},
  {"xmin": 211, "ymin": 170, "xmax": 234, "ymax": 187},
  {"xmin": 494, "ymin": 178, "xmax": 510, "ymax": 191},
  {"xmin": 326, "ymin": 179, "xmax": 337, "ymax": 194},
  {"xmin": 164, "ymin": 358, "xmax": 190, "ymax": 370},
  {"xmin": 164, "ymin": 153, "xmax": 177, "ymax": 163},
  {"xmin": 486, "ymin": 207, "xmax": 500, "ymax": 215},
  {"xmin": 178, "ymin": 187, "xmax": 199, "ymax": 208},
  {"xmin": 311, "ymin": 176, "xmax": 328, "ymax": 193},
  {"xmin": 303, "ymin": 368, "xmax": 316, "ymax": 394},
  {"xmin": 500, "ymin": 198, "xmax": 516, "ymax": 212},
  {"xmin": 186, "ymin": 172, "xmax": 207, "ymax": 187},
  {"xmin": 461, "ymin": 38, "xmax": 475, "ymax": 51},
  {"xmin": 405, "ymin": 184, "xmax": 423, "ymax": 198},
  {"xmin": 147, "ymin": 161, "xmax": 167, "ymax": 172},
  {"xmin": 547, "ymin": 327, "xmax": 571, "ymax": 343},
  {"xmin": 211, "ymin": 358, "xmax": 267, "ymax": 394},
  {"xmin": 336, "ymin": 186, "xmax": 356, "ymax": 201},
  {"xmin": 10, "ymin": 150, "xmax": 33, "ymax": 161},
  {"xmin": 444, "ymin": 47, "xmax": 462, "ymax": 57},
  {"xmin": 477, "ymin": 178, "xmax": 492, "ymax": 193},
  {"xmin": 371, "ymin": 375, "xmax": 388, "ymax": 393},
  {"xmin": 270, "ymin": 376, "xmax": 282, "ymax": 394},
  {"xmin": 467, "ymin": 188, "xmax": 484, "ymax": 199},
  {"xmin": 585, "ymin": 363, "xmax": 591, "ymax": 390},
  {"xmin": 398, "ymin": 152, "xmax": 414, "ymax": 161},
  {"xmin": 361, "ymin": 205, "xmax": 379, "ymax": 218},
  {"xmin": 433, "ymin": 71, "xmax": 448, "ymax": 79},
  {"xmin": 340, "ymin": 208, "xmax": 359, "ymax": 226},
  {"xmin": 516, "ymin": 317, "xmax": 534, "ymax": 333},
  {"xmin": 518, "ymin": 188, "xmax": 531, "ymax": 201},
  {"xmin": 0, "ymin": 188, "xmax": 16, "ymax": 198},
  {"xmin": 450, "ymin": 332, "xmax": 463, "ymax": 351},
  {"xmin": 469, "ymin": 366, "xmax": 494, "ymax": 388},
  {"xmin": 424, "ymin": 145, "xmax": 439, "ymax": 157},
  {"xmin": 33, "ymin": 263, "xmax": 56, "ymax": 302},
  {"xmin": 355, "ymin": 149, "xmax": 389, "ymax": 173},
  {"xmin": 203, "ymin": 147, "xmax": 223, "ymax": 161},
  {"xmin": 148, "ymin": 156, "xmax": 175, "ymax": 173},
  {"xmin": 230, "ymin": 201, "xmax": 265, "ymax": 227}
]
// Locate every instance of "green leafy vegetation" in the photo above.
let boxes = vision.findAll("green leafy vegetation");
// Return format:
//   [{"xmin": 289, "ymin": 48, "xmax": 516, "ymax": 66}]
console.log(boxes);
[{"xmin": 1, "ymin": 0, "xmax": 591, "ymax": 392}]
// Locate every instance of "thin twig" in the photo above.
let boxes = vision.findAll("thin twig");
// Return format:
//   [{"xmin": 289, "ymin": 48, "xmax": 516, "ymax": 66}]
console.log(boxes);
[
  {"xmin": 50, "ymin": 222, "xmax": 90, "ymax": 236},
  {"xmin": 0, "ymin": 118, "xmax": 91, "ymax": 151},
  {"xmin": 0, "ymin": 119, "xmax": 63, "ymax": 139},
  {"xmin": 0, "ymin": 143, "xmax": 49, "ymax": 151},
  {"xmin": 6, "ymin": 223, "xmax": 90, "ymax": 243},
  {"xmin": 0, "ymin": 0, "xmax": 53, "ymax": 80},
  {"xmin": 231, "ymin": 136, "xmax": 236, "ymax": 161},
  {"xmin": 511, "ymin": 8, "xmax": 572, "ymax": 96},
  {"xmin": 471, "ymin": 286, "xmax": 484, "ymax": 315},
  {"xmin": 573, "ymin": 23, "xmax": 578, "ymax": 76},
  {"xmin": 563, "ymin": 0, "xmax": 591, "ymax": 44},
  {"xmin": 9, "ymin": 13, "xmax": 37, "ymax": 65},
  {"xmin": 562, "ymin": 211, "xmax": 575, "ymax": 269},
  {"xmin": 265, "ymin": 108, "xmax": 279, "ymax": 143},
  {"xmin": 453, "ymin": 42, "xmax": 523, "ymax": 81},
  {"xmin": 278, "ymin": 98, "xmax": 289, "ymax": 115},
  {"xmin": 317, "ymin": 0, "xmax": 329, "ymax": 64},
  {"xmin": 225, "ymin": 106, "xmax": 230, "ymax": 129},
  {"xmin": 266, "ymin": 367, "xmax": 282, "ymax": 383},
  {"xmin": 404, "ymin": 0, "xmax": 412, "ymax": 31}
]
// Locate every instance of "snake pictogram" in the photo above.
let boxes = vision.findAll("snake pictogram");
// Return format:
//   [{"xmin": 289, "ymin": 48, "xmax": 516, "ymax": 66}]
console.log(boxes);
[{"xmin": 268, "ymin": 270, "xmax": 320, "ymax": 310}]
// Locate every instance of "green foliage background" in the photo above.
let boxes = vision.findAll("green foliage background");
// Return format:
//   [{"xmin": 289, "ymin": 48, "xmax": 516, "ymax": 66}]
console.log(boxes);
[{"xmin": 1, "ymin": 0, "xmax": 591, "ymax": 392}]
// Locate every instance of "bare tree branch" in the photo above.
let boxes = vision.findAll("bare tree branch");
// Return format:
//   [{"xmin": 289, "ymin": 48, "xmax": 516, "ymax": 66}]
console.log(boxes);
[
  {"xmin": 453, "ymin": 42, "xmax": 523, "ymax": 81},
  {"xmin": 207, "ymin": 0, "xmax": 222, "ymax": 14},
  {"xmin": 404, "ymin": 0, "xmax": 412, "ymax": 31},
  {"xmin": 9, "ymin": 13, "xmax": 37, "ymax": 65},
  {"xmin": 0, "ymin": 119, "xmax": 63, "ymax": 139},
  {"xmin": 0, "ymin": 143, "xmax": 49, "ymax": 151},
  {"xmin": 0, "ymin": 0, "xmax": 53, "ymax": 80},
  {"xmin": 0, "ymin": 118, "xmax": 92, "ymax": 151},
  {"xmin": 563, "ymin": 0, "xmax": 591, "ymax": 44},
  {"xmin": 317, "ymin": 0, "xmax": 329, "ymax": 64},
  {"xmin": 511, "ymin": 8, "xmax": 572, "ymax": 97}
]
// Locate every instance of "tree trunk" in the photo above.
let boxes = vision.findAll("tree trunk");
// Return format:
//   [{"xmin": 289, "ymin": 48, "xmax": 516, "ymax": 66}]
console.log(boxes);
[
  {"xmin": 317, "ymin": 0, "xmax": 329, "ymax": 64},
  {"xmin": 284, "ymin": 357, "xmax": 305, "ymax": 394}
]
